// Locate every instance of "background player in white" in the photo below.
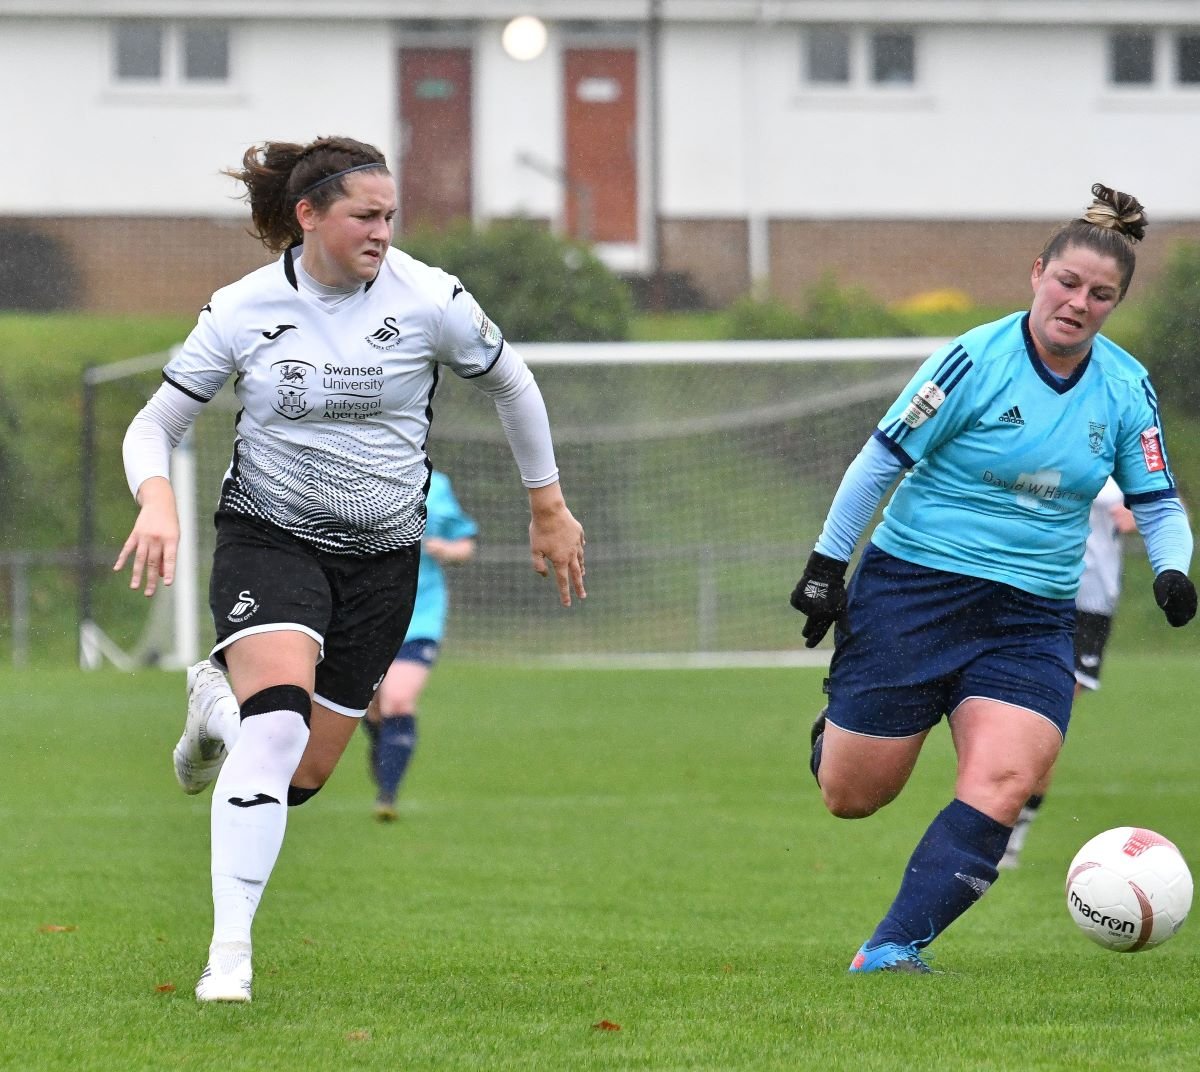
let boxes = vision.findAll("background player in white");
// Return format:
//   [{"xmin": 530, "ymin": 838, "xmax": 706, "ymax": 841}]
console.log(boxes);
[
  {"xmin": 362, "ymin": 469, "xmax": 477, "ymax": 821},
  {"xmin": 790, "ymin": 184, "xmax": 1195, "ymax": 973},
  {"xmin": 1000, "ymin": 477, "xmax": 1137, "ymax": 868},
  {"xmin": 115, "ymin": 135, "xmax": 586, "ymax": 1003}
]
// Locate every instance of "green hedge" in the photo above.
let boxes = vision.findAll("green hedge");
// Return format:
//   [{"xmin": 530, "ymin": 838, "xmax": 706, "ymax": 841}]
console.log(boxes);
[
  {"xmin": 397, "ymin": 218, "xmax": 634, "ymax": 342},
  {"xmin": 726, "ymin": 272, "xmax": 916, "ymax": 340}
]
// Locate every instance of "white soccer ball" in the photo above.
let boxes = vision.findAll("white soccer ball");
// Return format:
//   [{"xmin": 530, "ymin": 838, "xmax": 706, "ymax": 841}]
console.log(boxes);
[{"xmin": 1065, "ymin": 827, "xmax": 1193, "ymax": 952}]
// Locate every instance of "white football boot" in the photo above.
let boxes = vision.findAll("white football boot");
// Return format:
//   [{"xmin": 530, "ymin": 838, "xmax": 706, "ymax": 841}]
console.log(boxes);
[
  {"xmin": 195, "ymin": 941, "xmax": 252, "ymax": 1003},
  {"xmin": 172, "ymin": 660, "xmax": 233, "ymax": 794}
]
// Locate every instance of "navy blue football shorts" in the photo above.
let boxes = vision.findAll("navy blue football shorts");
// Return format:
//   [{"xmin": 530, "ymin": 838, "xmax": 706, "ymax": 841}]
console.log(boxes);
[
  {"xmin": 208, "ymin": 514, "xmax": 419, "ymax": 717},
  {"xmin": 825, "ymin": 544, "xmax": 1077, "ymax": 740}
]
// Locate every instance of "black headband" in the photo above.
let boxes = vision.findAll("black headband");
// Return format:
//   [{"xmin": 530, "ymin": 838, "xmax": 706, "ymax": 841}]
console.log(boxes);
[{"xmin": 296, "ymin": 161, "xmax": 386, "ymax": 200}]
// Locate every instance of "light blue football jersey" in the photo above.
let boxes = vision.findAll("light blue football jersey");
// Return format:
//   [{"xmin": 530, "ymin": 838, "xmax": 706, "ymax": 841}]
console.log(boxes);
[
  {"xmin": 404, "ymin": 471, "xmax": 478, "ymax": 643},
  {"xmin": 871, "ymin": 312, "xmax": 1178, "ymax": 598}
]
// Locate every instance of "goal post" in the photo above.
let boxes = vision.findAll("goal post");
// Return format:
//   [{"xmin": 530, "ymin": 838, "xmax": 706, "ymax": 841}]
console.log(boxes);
[
  {"xmin": 79, "ymin": 347, "xmax": 202, "ymax": 670},
  {"xmin": 80, "ymin": 337, "xmax": 945, "ymax": 669}
]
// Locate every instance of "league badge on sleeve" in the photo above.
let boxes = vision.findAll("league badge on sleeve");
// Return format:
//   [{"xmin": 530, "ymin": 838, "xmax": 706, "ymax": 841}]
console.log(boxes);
[
  {"xmin": 1140, "ymin": 427, "xmax": 1166, "ymax": 473},
  {"xmin": 471, "ymin": 300, "xmax": 504, "ymax": 347},
  {"xmin": 900, "ymin": 381, "xmax": 946, "ymax": 429}
]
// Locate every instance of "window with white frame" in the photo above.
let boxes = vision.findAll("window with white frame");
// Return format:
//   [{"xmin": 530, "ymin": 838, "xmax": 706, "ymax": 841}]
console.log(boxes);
[
  {"xmin": 1107, "ymin": 28, "xmax": 1200, "ymax": 89},
  {"xmin": 113, "ymin": 21, "xmax": 231, "ymax": 85},
  {"xmin": 804, "ymin": 25, "xmax": 916, "ymax": 89},
  {"xmin": 1177, "ymin": 32, "xmax": 1200, "ymax": 84},
  {"xmin": 1109, "ymin": 30, "xmax": 1155, "ymax": 84},
  {"xmin": 806, "ymin": 26, "xmax": 851, "ymax": 84}
]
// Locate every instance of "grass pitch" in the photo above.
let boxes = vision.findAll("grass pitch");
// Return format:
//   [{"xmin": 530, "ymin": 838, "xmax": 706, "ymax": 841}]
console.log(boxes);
[{"xmin": 2, "ymin": 658, "xmax": 1198, "ymax": 1071}]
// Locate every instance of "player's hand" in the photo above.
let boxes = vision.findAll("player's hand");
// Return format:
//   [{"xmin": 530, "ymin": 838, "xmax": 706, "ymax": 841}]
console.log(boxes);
[
  {"xmin": 113, "ymin": 477, "xmax": 180, "ymax": 597},
  {"xmin": 789, "ymin": 550, "xmax": 848, "ymax": 648},
  {"xmin": 1153, "ymin": 570, "xmax": 1197, "ymax": 627},
  {"xmin": 528, "ymin": 484, "xmax": 586, "ymax": 607}
]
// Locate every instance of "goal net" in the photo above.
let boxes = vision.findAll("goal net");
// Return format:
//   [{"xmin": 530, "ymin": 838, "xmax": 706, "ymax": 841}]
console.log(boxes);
[{"xmin": 82, "ymin": 338, "xmax": 941, "ymax": 668}]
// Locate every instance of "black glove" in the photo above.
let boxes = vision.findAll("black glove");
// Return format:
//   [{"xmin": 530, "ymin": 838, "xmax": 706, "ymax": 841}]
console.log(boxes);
[
  {"xmin": 1154, "ymin": 570, "xmax": 1197, "ymax": 627},
  {"xmin": 790, "ymin": 550, "xmax": 849, "ymax": 648}
]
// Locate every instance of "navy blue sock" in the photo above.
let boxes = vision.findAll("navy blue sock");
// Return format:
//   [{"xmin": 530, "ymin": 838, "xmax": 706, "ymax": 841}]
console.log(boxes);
[
  {"xmin": 867, "ymin": 798, "xmax": 1012, "ymax": 950},
  {"xmin": 360, "ymin": 717, "xmax": 381, "ymax": 787},
  {"xmin": 375, "ymin": 714, "xmax": 417, "ymax": 803}
]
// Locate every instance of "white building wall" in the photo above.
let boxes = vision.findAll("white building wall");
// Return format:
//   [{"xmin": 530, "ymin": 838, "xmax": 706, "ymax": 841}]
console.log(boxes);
[
  {"xmin": 2, "ymin": 11, "xmax": 1198, "ymax": 226},
  {"xmin": 660, "ymin": 20, "xmax": 1200, "ymax": 222},
  {"xmin": 1, "ymin": 16, "xmax": 395, "ymax": 216},
  {"xmin": 472, "ymin": 19, "xmax": 562, "ymax": 223}
]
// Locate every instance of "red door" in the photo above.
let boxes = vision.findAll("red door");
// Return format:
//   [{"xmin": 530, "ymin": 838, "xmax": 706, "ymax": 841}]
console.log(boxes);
[
  {"xmin": 398, "ymin": 48, "xmax": 473, "ymax": 231},
  {"xmin": 563, "ymin": 48, "xmax": 638, "ymax": 243}
]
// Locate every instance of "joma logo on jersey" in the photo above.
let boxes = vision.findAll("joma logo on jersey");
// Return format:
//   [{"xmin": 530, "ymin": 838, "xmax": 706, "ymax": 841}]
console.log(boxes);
[
  {"xmin": 900, "ymin": 381, "xmax": 946, "ymax": 429},
  {"xmin": 366, "ymin": 316, "xmax": 404, "ymax": 350}
]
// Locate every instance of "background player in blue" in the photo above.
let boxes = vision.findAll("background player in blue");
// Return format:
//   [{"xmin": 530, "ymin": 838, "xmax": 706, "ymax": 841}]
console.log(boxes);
[
  {"xmin": 789, "ymin": 184, "xmax": 1196, "ymax": 974},
  {"xmin": 363, "ymin": 470, "xmax": 477, "ymax": 820}
]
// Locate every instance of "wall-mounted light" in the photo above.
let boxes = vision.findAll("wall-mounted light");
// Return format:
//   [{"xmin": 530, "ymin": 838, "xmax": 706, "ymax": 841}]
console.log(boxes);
[{"xmin": 501, "ymin": 15, "xmax": 548, "ymax": 61}]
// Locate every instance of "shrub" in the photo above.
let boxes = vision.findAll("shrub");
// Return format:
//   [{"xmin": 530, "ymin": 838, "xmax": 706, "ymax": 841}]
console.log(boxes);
[
  {"xmin": 725, "ymin": 295, "xmax": 809, "ymax": 339},
  {"xmin": 726, "ymin": 273, "xmax": 916, "ymax": 340},
  {"xmin": 1139, "ymin": 240, "xmax": 1200, "ymax": 414},
  {"xmin": 893, "ymin": 288, "xmax": 974, "ymax": 316},
  {"xmin": 0, "ymin": 224, "xmax": 81, "ymax": 311},
  {"xmin": 396, "ymin": 219, "xmax": 633, "ymax": 342}
]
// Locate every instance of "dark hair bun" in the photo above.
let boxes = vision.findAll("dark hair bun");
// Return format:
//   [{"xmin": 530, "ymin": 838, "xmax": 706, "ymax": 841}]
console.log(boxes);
[{"xmin": 1084, "ymin": 183, "xmax": 1147, "ymax": 243}]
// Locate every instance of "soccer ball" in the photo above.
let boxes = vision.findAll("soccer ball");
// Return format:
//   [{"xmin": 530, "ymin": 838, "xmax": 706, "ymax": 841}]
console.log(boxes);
[{"xmin": 1065, "ymin": 827, "xmax": 1193, "ymax": 952}]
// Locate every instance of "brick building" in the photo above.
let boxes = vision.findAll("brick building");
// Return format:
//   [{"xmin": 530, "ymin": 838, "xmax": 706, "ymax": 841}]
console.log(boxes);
[{"xmin": 2, "ymin": 0, "xmax": 1199, "ymax": 314}]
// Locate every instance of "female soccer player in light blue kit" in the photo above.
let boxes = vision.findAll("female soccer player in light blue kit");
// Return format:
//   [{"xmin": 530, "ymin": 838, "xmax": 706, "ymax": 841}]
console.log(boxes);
[
  {"xmin": 790, "ymin": 184, "xmax": 1196, "ymax": 973},
  {"xmin": 363, "ymin": 470, "xmax": 477, "ymax": 819}
]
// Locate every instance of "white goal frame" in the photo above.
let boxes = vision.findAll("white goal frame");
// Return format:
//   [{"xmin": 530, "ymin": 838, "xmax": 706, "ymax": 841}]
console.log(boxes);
[{"xmin": 82, "ymin": 336, "xmax": 946, "ymax": 670}]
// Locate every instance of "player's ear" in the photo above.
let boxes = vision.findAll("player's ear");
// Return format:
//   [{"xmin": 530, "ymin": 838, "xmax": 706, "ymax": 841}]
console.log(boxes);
[
  {"xmin": 1030, "ymin": 256, "xmax": 1045, "ymax": 289},
  {"xmin": 295, "ymin": 197, "xmax": 319, "ymax": 234}
]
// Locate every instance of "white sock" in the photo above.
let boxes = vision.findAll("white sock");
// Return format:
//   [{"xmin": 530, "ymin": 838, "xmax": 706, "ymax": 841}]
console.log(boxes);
[
  {"xmin": 209, "ymin": 708, "xmax": 309, "ymax": 945},
  {"xmin": 211, "ymin": 874, "xmax": 264, "ymax": 948}
]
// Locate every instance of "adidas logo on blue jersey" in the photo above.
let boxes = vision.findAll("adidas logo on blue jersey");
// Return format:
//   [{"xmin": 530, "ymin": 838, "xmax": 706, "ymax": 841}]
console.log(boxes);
[{"xmin": 998, "ymin": 406, "xmax": 1025, "ymax": 426}]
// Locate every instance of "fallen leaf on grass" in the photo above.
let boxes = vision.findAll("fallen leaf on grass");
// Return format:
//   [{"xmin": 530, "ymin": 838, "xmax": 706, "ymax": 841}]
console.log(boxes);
[
  {"xmin": 38, "ymin": 925, "xmax": 77, "ymax": 933},
  {"xmin": 155, "ymin": 983, "xmax": 176, "ymax": 993},
  {"xmin": 592, "ymin": 1020, "xmax": 621, "ymax": 1031}
]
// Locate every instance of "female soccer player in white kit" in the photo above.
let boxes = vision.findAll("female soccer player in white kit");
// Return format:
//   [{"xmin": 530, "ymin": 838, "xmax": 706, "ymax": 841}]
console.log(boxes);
[{"xmin": 115, "ymin": 136, "xmax": 586, "ymax": 1002}]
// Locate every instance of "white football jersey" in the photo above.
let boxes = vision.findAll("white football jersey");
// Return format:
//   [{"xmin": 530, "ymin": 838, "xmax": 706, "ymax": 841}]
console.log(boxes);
[{"xmin": 163, "ymin": 246, "xmax": 508, "ymax": 554}]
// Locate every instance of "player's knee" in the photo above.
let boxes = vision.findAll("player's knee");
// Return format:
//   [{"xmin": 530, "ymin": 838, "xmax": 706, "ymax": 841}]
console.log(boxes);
[
  {"xmin": 820, "ymin": 780, "xmax": 894, "ymax": 820},
  {"xmin": 287, "ymin": 784, "xmax": 322, "ymax": 807},
  {"xmin": 240, "ymin": 684, "xmax": 312, "ymax": 728}
]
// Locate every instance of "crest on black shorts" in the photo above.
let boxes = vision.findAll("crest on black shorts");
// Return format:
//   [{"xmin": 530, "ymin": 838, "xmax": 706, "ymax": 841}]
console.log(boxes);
[{"xmin": 227, "ymin": 589, "xmax": 260, "ymax": 623}]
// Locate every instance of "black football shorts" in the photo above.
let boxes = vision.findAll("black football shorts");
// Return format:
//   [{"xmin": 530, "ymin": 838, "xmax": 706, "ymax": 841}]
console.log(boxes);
[{"xmin": 208, "ymin": 514, "xmax": 419, "ymax": 715}]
